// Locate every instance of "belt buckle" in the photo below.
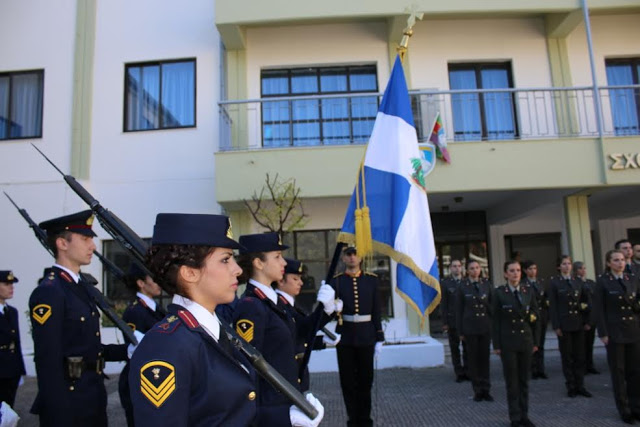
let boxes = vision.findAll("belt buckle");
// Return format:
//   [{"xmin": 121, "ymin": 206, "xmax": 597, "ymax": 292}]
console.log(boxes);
[{"xmin": 353, "ymin": 314, "xmax": 361, "ymax": 322}]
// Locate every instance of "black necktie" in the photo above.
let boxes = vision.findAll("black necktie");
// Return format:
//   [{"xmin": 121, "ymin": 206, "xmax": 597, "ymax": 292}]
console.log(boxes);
[
  {"xmin": 473, "ymin": 282, "xmax": 480, "ymax": 293},
  {"xmin": 514, "ymin": 289, "xmax": 522, "ymax": 307},
  {"xmin": 618, "ymin": 278, "xmax": 627, "ymax": 293},
  {"xmin": 218, "ymin": 328, "xmax": 233, "ymax": 356},
  {"xmin": 625, "ymin": 264, "xmax": 632, "ymax": 274}
]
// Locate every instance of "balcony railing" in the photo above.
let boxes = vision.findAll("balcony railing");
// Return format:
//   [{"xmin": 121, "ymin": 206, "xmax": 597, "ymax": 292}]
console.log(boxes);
[{"xmin": 218, "ymin": 85, "xmax": 640, "ymax": 151}]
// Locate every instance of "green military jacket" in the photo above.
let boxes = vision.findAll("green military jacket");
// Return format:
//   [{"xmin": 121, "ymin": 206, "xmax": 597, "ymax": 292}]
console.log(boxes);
[{"xmin": 492, "ymin": 284, "xmax": 540, "ymax": 352}]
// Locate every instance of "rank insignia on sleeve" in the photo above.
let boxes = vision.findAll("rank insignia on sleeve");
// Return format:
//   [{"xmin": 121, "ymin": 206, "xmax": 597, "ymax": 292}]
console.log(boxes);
[
  {"xmin": 236, "ymin": 319, "xmax": 254, "ymax": 342},
  {"xmin": 127, "ymin": 323, "xmax": 136, "ymax": 331},
  {"xmin": 140, "ymin": 361, "xmax": 176, "ymax": 408},
  {"xmin": 32, "ymin": 304, "xmax": 52, "ymax": 325}
]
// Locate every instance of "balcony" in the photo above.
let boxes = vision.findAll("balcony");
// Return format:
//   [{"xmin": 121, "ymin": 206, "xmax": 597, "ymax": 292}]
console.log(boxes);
[{"xmin": 219, "ymin": 85, "xmax": 640, "ymax": 151}]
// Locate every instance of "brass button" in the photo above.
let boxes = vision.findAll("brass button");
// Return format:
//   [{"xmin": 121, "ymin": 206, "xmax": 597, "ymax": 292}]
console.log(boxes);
[
  {"xmin": 248, "ymin": 391, "xmax": 256, "ymax": 401},
  {"xmin": 80, "ymin": 317, "xmax": 85, "ymax": 322},
  {"xmin": 11, "ymin": 330, "xmax": 15, "ymax": 333},
  {"xmin": 520, "ymin": 330, "xmax": 524, "ymax": 333},
  {"xmin": 304, "ymin": 343, "xmax": 308, "ymax": 348},
  {"xmin": 96, "ymin": 332, "xmax": 100, "ymax": 337},
  {"xmin": 298, "ymin": 379, "xmax": 301, "ymax": 384},
  {"xmin": 92, "ymin": 311, "xmax": 96, "ymax": 316},
  {"xmin": 69, "ymin": 386, "xmax": 75, "ymax": 391}
]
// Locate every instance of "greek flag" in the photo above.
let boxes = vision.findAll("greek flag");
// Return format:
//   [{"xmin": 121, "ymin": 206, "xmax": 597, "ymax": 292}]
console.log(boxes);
[{"xmin": 338, "ymin": 56, "xmax": 441, "ymax": 320}]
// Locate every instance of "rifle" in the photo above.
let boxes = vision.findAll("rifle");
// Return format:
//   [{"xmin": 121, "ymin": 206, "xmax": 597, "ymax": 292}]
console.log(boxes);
[
  {"xmin": 4, "ymin": 191, "xmax": 138, "ymax": 345},
  {"xmin": 298, "ymin": 242, "xmax": 345, "ymax": 380},
  {"xmin": 32, "ymin": 147, "xmax": 319, "ymax": 419}
]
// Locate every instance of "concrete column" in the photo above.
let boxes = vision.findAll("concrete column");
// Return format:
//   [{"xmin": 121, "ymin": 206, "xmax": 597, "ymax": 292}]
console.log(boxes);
[
  {"xmin": 224, "ymin": 49, "xmax": 249, "ymax": 149},
  {"xmin": 488, "ymin": 224, "xmax": 506, "ymax": 284},
  {"xmin": 563, "ymin": 195, "xmax": 596, "ymax": 279}
]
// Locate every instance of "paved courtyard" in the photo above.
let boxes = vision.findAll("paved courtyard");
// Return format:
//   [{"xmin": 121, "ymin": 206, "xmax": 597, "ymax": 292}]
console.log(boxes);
[{"xmin": 12, "ymin": 342, "xmax": 626, "ymax": 426}]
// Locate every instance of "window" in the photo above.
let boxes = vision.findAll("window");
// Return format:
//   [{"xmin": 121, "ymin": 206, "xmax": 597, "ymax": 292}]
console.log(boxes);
[
  {"xmin": 282, "ymin": 229, "xmax": 394, "ymax": 318},
  {"xmin": 261, "ymin": 65, "xmax": 379, "ymax": 147},
  {"xmin": 124, "ymin": 59, "xmax": 195, "ymax": 131},
  {"xmin": 448, "ymin": 62, "xmax": 517, "ymax": 141},
  {"xmin": 0, "ymin": 69, "xmax": 44, "ymax": 140},
  {"xmin": 606, "ymin": 58, "xmax": 640, "ymax": 136}
]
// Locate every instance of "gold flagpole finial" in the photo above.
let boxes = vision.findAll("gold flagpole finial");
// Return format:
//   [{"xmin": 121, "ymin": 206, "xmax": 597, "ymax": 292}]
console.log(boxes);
[{"xmin": 397, "ymin": 5, "xmax": 424, "ymax": 63}]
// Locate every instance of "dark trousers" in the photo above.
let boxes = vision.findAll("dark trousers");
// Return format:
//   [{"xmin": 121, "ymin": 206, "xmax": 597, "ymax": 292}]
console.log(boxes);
[
  {"xmin": 337, "ymin": 344, "xmax": 375, "ymax": 427},
  {"xmin": 584, "ymin": 327, "xmax": 596, "ymax": 371},
  {"xmin": 465, "ymin": 334, "xmax": 491, "ymax": 394},
  {"xmin": 448, "ymin": 328, "xmax": 468, "ymax": 377},
  {"xmin": 531, "ymin": 313, "xmax": 548, "ymax": 376},
  {"xmin": 118, "ymin": 363, "xmax": 135, "ymax": 427},
  {"xmin": 501, "ymin": 349, "xmax": 532, "ymax": 423},
  {"xmin": 605, "ymin": 340, "xmax": 640, "ymax": 417},
  {"xmin": 558, "ymin": 330, "xmax": 585, "ymax": 392},
  {"xmin": 0, "ymin": 376, "xmax": 20, "ymax": 407}
]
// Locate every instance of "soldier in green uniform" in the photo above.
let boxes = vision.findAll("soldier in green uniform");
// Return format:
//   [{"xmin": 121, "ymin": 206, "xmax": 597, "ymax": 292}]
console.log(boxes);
[
  {"xmin": 493, "ymin": 260, "xmax": 539, "ymax": 427},
  {"xmin": 440, "ymin": 259, "xmax": 468, "ymax": 382},
  {"xmin": 521, "ymin": 260, "xmax": 548, "ymax": 379},
  {"xmin": 573, "ymin": 261, "xmax": 599, "ymax": 375}
]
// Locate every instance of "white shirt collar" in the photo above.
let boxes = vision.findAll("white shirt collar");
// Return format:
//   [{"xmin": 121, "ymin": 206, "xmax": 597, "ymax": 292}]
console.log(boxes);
[
  {"xmin": 137, "ymin": 292, "xmax": 157, "ymax": 311},
  {"xmin": 249, "ymin": 279, "xmax": 278, "ymax": 304},
  {"xmin": 508, "ymin": 283, "xmax": 520, "ymax": 292},
  {"xmin": 172, "ymin": 295, "xmax": 220, "ymax": 341},
  {"xmin": 561, "ymin": 275, "xmax": 572, "ymax": 280},
  {"xmin": 275, "ymin": 289, "xmax": 295, "ymax": 306},
  {"xmin": 54, "ymin": 264, "xmax": 80, "ymax": 283},
  {"xmin": 0, "ymin": 303, "xmax": 5, "ymax": 314}
]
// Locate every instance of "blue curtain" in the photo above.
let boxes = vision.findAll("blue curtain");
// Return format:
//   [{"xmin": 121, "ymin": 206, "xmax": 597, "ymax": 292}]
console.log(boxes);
[
  {"xmin": 450, "ymin": 69, "xmax": 482, "ymax": 141},
  {"xmin": 481, "ymin": 69, "xmax": 515, "ymax": 140},
  {"xmin": 161, "ymin": 61, "xmax": 195, "ymax": 127},
  {"xmin": 262, "ymin": 72, "xmax": 290, "ymax": 147},
  {"xmin": 0, "ymin": 77, "xmax": 9, "ymax": 138},
  {"xmin": 606, "ymin": 63, "xmax": 639, "ymax": 136},
  {"xmin": 0, "ymin": 73, "xmax": 42, "ymax": 139}
]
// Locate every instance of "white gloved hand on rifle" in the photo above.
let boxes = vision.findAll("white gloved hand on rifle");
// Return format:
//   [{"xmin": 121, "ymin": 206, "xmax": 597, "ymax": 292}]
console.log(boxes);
[
  {"xmin": 127, "ymin": 330, "xmax": 145, "ymax": 359},
  {"xmin": 289, "ymin": 393, "xmax": 324, "ymax": 427},
  {"xmin": 323, "ymin": 332, "xmax": 341, "ymax": 346},
  {"xmin": 316, "ymin": 281, "xmax": 336, "ymax": 315}
]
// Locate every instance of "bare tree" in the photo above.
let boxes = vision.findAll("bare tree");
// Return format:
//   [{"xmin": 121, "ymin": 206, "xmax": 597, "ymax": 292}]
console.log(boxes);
[{"xmin": 243, "ymin": 173, "xmax": 309, "ymax": 237}]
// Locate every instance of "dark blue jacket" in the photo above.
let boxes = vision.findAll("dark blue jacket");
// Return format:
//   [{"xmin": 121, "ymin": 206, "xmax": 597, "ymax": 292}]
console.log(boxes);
[
  {"xmin": 29, "ymin": 266, "xmax": 128, "ymax": 426},
  {"xmin": 0, "ymin": 304, "xmax": 26, "ymax": 378},
  {"xmin": 234, "ymin": 284, "xmax": 298, "ymax": 427},
  {"xmin": 129, "ymin": 304, "xmax": 257, "ymax": 427},
  {"xmin": 332, "ymin": 271, "xmax": 385, "ymax": 347}
]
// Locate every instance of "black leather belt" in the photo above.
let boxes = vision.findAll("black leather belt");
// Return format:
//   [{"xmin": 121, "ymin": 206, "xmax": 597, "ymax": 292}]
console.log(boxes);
[{"xmin": 65, "ymin": 356, "xmax": 105, "ymax": 379}]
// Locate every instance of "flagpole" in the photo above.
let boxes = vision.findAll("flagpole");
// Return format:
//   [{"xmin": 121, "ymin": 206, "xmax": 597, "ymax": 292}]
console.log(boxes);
[{"xmin": 396, "ymin": 7, "xmax": 424, "ymax": 63}]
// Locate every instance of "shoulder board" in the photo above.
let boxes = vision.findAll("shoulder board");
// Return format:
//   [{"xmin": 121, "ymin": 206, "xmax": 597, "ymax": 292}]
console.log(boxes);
[
  {"xmin": 333, "ymin": 273, "xmax": 344, "ymax": 279},
  {"xmin": 177, "ymin": 310, "xmax": 199, "ymax": 329},
  {"xmin": 364, "ymin": 272, "xmax": 378, "ymax": 277},
  {"xmin": 154, "ymin": 314, "xmax": 181, "ymax": 334},
  {"xmin": 59, "ymin": 271, "xmax": 74, "ymax": 283},
  {"xmin": 253, "ymin": 288, "xmax": 267, "ymax": 300},
  {"xmin": 278, "ymin": 294, "xmax": 290, "ymax": 305},
  {"xmin": 138, "ymin": 298, "xmax": 149, "ymax": 309},
  {"xmin": 502, "ymin": 286, "xmax": 509, "ymax": 292}
]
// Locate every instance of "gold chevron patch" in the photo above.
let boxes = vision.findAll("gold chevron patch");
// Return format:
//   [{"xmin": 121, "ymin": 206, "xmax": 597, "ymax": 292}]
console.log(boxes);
[
  {"xmin": 32, "ymin": 304, "xmax": 52, "ymax": 325},
  {"xmin": 140, "ymin": 361, "xmax": 176, "ymax": 408},
  {"xmin": 236, "ymin": 319, "xmax": 254, "ymax": 342},
  {"xmin": 127, "ymin": 323, "xmax": 136, "ymax": 331}
]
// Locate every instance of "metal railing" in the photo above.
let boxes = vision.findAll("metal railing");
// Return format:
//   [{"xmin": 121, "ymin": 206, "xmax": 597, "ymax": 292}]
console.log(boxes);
[{"xmin": 218, "ymin": 85, "xmax": 640, "ymax": 151}]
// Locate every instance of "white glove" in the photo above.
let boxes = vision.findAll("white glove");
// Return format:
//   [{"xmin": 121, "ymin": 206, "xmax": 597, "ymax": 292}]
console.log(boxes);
[
  {"xmin": 374, "ymin": 341, "xmax": 383, "ymax": 360},
  {"xmin": 317, "ymin": 281, "xmax": 336, "ymax": 315},
  {"xmin": 0, "ymin": 401, "xmax": 20, "ymax": 427},
  {"xmin": 323, "ymin": 332, "xmax": 341, "ymax": 346},
  {"xmin": 289, "ymin": 393, "xmax": 324, "ymax": 427},
  {"xmin": 335, "ymin": 298, "xmax": 344, "ymax": 313},
  {"xmin": 127, "ymin": 330, "xmax": 145, "ymax": 359}
]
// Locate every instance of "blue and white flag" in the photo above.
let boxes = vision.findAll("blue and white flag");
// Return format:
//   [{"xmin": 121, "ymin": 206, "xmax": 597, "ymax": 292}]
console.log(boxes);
[{"xmin": 338, "ymin": 56, "xmax": 441, "ymax": 319}]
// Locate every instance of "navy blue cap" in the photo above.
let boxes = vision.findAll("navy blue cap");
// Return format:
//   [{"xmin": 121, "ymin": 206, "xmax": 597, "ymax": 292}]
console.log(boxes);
[
  {"xmin": 151, "ymin": 213, "xmax": 244, "ymax": 250},
  {"xmin": 39, "ymin": 210, "xmax": 97, "ymax": 237},
  {"xmin": 0, "ymin": 271, "xmax": 18, "ymax": 283},
  {"xmin": 343, "ymin": 245, "xmax": 357, "ymax": 255},
  {"xmin": 284, "ymin": 258, "xmax": 304, "ymax": 275},
  {"xmin": 238, "ymin": 232, "xmax": 289, "ymax": 254}
]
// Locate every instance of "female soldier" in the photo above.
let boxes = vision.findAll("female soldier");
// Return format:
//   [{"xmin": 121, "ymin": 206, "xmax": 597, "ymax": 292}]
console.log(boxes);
[
  {"xmin": 493, "ymin": 260, "xmax": 539, "ymax": 427},
  {"xmin": 128, "ymin": 213, "xmax": 259, "ymax": 426},
  {"xmin": 233, "ymin": 233, "xmax": 327, "ymax": 426},
  {"xmin": 119, "ymin": 264, "xmax": 164, "ymax": 426},
  {"xmin": 548, "ymin": 255, "xmax": 591, "ymax": 398},
  {"xmin": 0, "ymin": 271, "xmax": 25, "ymax": 408},
  {"xmin": 573, "ymin": 261, "xmax": 599, "ymax": 375},
  {"xmin": 594, "ymin": 250, "xmax": 640, "ymax": 424}
]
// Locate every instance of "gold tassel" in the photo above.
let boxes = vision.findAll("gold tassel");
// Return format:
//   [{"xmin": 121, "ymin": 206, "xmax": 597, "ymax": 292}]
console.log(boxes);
[
  {"xmin": 354, "ymin": 208, "xmax": 365, "ymax": 252},
  {"xmin": 361, "ymin": 206, "xmax": 373, "ymax": 256}
]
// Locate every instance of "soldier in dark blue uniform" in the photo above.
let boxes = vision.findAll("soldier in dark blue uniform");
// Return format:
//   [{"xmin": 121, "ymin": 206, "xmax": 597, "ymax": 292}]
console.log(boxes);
[
  {"xmin": 129, "ymin": 213, "xmax": 260, "ymax": 426},
  {"xmin": 233, "ymin": 232, "xmax": 325, "ymax": 427},
  {"xmin": 0, "ymin": 270, "xmax": 25, "ymax": 408},
  {"xmin": 594, "ymin": 250, "xmax": 640, "ymax": 424},
  {"xmin": 29, "ymin": 211, "xmax": 131, "ymax": 427},
  {"xmin": 119, "ymin": 263, "xmax": 165, "ymax": 426},
  {"xmin": 493, "ymin": 260, "xmax": 539, "ymax": 427},
  {"xmin": 440, "ymin": 259, "xmax": 468, "ymax": 382},
  {"xmin": 548, "ymin": 255, "xmax": 592, "ymax": 398},
  {"xmin": 521, "ymin": 260, "xmax": 549, "ymax": 379},
  {"xmin": 275, "ymin": 258, "xmax": 339, "ymax": 391},
  {"xmin": 331, "ymin": 245, "xmax": 384, "ymax": 427},
  {"xmin": 456, "ymin": 260, "xmax": 493, "ymax": 402},
  {"xmin": 616, "ymin": 239, "xmax": 640, "ymax": 277},
  {"xmin": 573, "ymin": 261, "xmax": 600, "ymax": 375}
]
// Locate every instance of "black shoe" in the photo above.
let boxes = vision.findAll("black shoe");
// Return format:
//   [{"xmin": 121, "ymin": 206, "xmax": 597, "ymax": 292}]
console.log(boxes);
[
  {"xmin": 621, "ymin": 413, "xmax": 635, "ymax": 424},
  {"xmin": 511, "ymin": 422, "xmax": 521, "ymax": 427},
  {"xmin": 473, "ymin": 393, "xmax": 483, "ymax": 402},
  {"xmin": 483, "ymin": 392, "xmax": 494, "ymax": 402},
  {"xmin": 520, "ymin": 419, "xmax": 536, "ymax": 427},
  {"xmin": 632, "ymin": 413, "xmax": 640, "ymax": 421},
  {"xmin": 567, "ymin": 389, "xmax": 577, "ymax": 398},
  {"xmin": 531, "ymin": 372, "xmax": 539, "ymax": 380},
  {"xmin": 463, "ymin": 373, "xmax": 471, "ymax": 381},
  {"xmin": 586, "ymin": 368, "xmax": 600, "ymax": 375},
  {"xmin": 577, "ymin": 388, "xmax": 593, "ymax": 398},
  {"xmin": 456, "ymin": 374, "xmax": 465, "ymax": 383},
  {"xmin": 538, "ymin": 372, "xmax": 548, "ymax": 379}
]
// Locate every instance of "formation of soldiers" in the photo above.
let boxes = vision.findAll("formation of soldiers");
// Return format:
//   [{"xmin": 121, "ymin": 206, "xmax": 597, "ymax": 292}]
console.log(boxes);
[
  {"xmin": 0, "ymin": 210, "xmax": 386, "ymax": 427},
  {"xmin": 440, "ymin": 238, "xmax": 640, "ymax": 426}
]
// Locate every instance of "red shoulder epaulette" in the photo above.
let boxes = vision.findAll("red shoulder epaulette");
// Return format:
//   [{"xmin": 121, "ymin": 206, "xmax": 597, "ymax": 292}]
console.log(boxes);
[
  {"xmin": 59, "ymin": 271, "xmax": 74, "ymax": 283},
  {"xmin": 138, "ymin": 298, "xmax": 149, "ymax": 309},
  {"xmin": 177, "ymin": 310, "xmax": 199, "ymax": 329},
  {"xmin": 254, "ymin": 288, "xmax": 267, "ymax": 300},
  {"xmin": 278, "ymin": 294, "xmax": 290, "ymax": 305}
]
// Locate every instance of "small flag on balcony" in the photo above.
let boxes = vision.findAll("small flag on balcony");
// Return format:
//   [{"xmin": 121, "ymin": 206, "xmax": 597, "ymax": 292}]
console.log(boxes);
[
  {"xmin": 429, "ymin": 112, "xmax": 450, "ymax": 163},
  {"xmin": 338, "ymin": 55, "xmax": 441, "ymax": 322}
]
